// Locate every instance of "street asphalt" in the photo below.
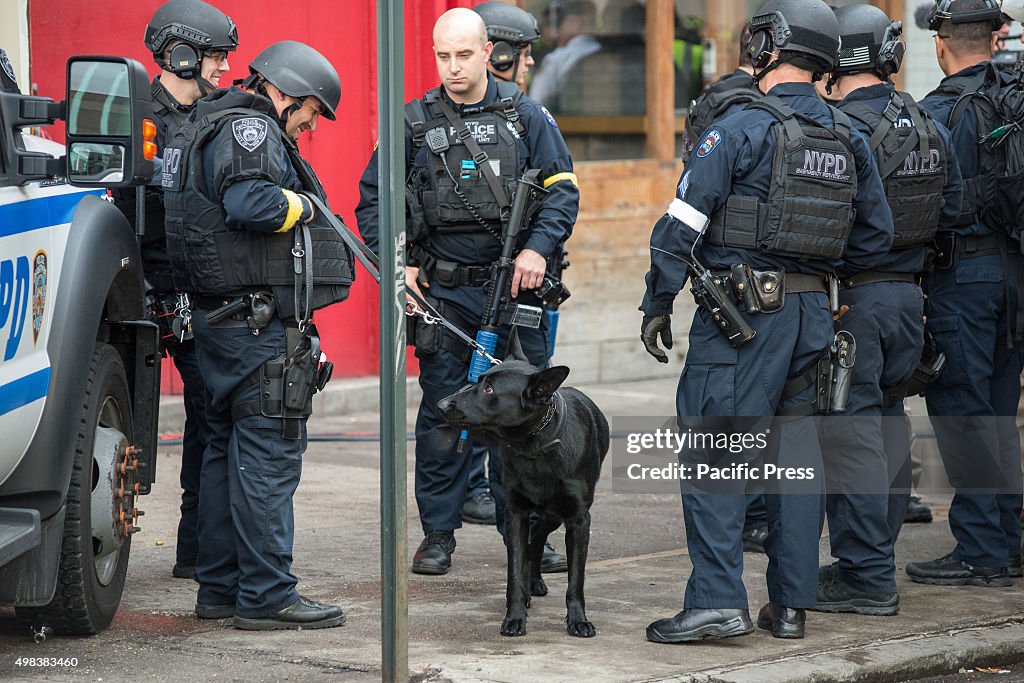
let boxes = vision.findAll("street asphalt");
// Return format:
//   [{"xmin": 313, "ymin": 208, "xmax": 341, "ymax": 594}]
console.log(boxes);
[{"xmin": 0, "ymin": 377, "xmax": 1022, "ymax": 682}]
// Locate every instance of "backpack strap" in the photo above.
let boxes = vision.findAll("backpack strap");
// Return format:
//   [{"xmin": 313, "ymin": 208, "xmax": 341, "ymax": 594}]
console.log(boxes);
[
  {"xmin": 902, "ymin": 92, "xmax": 935, "ymax": 163},
  {"xmin": 405, "ymin": 97, "xmax": 431, "ymax": 147},
  {"xmin": 487, "ymin": 80, "xmax": 527, "ymax": 138},
  {"xmin": 748, "ymin": 96, "xmax": 806, "ymax": 147}
]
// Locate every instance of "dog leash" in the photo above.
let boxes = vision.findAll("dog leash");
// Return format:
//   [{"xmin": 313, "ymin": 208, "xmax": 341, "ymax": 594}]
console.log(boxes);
[{"xmin": 304, "ymin": 195, "xmax": 502, "ymax": 366}]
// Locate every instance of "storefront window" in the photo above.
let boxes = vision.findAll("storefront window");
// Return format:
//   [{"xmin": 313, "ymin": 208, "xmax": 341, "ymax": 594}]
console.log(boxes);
[{"xmin": 523, "ymin": 0, "xmax": 894, "ymax": 162}]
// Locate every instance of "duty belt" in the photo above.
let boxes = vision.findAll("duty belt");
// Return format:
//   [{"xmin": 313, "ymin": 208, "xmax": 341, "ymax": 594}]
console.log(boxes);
[
  {"xmin": 782, "ymin": 273, "xmax": 829, "ymax": 294},
  {"xmin": 841, "ymin": 271, "xmax": 917, "ymax": 289},
  {"xmin": 943, "ymin": 232, "xmax": 1005, "ymax": 260},
  {"xmin": 712, "ymin": 270, "xmax": 828, "ymax": 294},
  {"xmin": 425, "ymin": 260, "xmax": 491, "ymax": 287}
]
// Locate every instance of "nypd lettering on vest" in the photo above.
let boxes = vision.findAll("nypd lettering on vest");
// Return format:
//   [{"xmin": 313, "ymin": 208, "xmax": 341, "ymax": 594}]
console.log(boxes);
[
  {"xmin": 161, "ymin": 146, "xmax": 182, "ymax": 188},
  {"xmin": 797, "ymin": 150, "xmax": 850, "ymax": 181},
  {"xmin": 897, "ymin": 148, "xmax": 942, "ymax": 177},
  {"xmin": 232, "ymin": 117, "xmax": 268, "ymax": 152}
]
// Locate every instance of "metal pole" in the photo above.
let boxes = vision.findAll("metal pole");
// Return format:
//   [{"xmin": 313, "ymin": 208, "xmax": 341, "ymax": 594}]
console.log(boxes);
[{"xmin": 377, "ymin": 0, "xmax": 407, "ymax": 680}]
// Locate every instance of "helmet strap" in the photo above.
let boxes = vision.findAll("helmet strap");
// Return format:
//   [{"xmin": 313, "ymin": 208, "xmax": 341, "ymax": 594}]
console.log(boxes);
[
  {"xmin": 825, "ymin": 72, "xmax": 837, "ymax": 95},
  {"xmin": 197, "ymin": 75, "xmax": 216, "ymax": 97}
]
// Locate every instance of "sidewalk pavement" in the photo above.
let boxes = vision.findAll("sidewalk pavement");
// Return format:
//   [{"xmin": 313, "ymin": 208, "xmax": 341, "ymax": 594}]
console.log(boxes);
[{"xmin": 11, "ymin": 376, "xmax": 1016, "ymax": 682}]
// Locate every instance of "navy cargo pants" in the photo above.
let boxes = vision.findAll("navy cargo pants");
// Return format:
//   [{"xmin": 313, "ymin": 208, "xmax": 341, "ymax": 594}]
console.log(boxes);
[
  {"xmin": 169, "ymin": 340, "xmax": 209, "ymax": 569},
  {"xmin": 414, "ymin": 285, "xmax": 550, "ymax": 534},
  {"xmin": 677, "ymin": 292, "xmax": 831, "ymax": 609},
  {"xmin": 820, "ymin": 281, "xmax": 924, "ymax": 594},
  {"xmin": 925, "ymin": 252, "xmax": 1024, "ymax": 569},
  {"xmin": 192, "ymin": 312, "xmax": 303, "ymax": 618}
]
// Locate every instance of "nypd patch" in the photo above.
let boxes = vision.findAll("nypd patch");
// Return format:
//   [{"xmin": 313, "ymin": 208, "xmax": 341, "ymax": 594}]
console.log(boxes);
[
  {"xmin": 32, "ymin": 250, "xmax": 47, "ymax": 345},
  {"xmin": 0, "ymin": 49, "xmax": 16, "ymax": 90},
  {"xmin": 540, "ymin": 106, "xmax": 558, "ymax": 127},
  {"xmin": 506, "ymin": 120, "xmax": 521, "ymax": 140},
  {"xmin": 232, "ymin": 117, "xmax": 267, "ymax": 152},
  {"xmin": 696, "ymin": 130, "xmax": 721, "ymax": 158}
]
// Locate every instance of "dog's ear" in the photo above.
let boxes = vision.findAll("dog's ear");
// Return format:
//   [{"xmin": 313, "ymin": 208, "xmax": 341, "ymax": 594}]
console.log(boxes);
[
  {"xmin": 505, "ymin": 327, "xmax": 529, "ymax": 363},
  {"xmin": 523, "ymin": 365, "xmax": 570, "ymax": 404}
]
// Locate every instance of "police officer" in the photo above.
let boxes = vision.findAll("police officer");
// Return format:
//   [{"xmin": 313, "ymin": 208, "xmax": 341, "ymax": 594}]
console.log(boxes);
[
  {"xmin": 641, "ymin": 0, "xmax": 893, "ymax": 642},
  {"xmin": 476, "ymin": 0, "xmax": 539, "ymax": 89},
  {"xmin": 682, "ymin": 21, "xmax": 772, "ymax": 555},
  {"xmin": 163, "ymin": 41, "xmax": 350, "ymax": 629},
  {"xmin": 455, "ymin": 0, "xmax": 543, "ymax": 531},
  {"xmin": 469, "ymin": 0, "xmax": 570, "ymax": 573},
  {"xmin": 115, "ymin": 0, "xmax": 238, "ymax": 580},
  {"xmin": 355, "ymin": 8, "xmax": 579, "ymax": 576},
  {"xmin": 909, "ymin": 0, "xmax": 1024, "ymax": 586},
  {"xmin": 682, "ymin": 22, "xmax": 760, "ymax": 165},
  {"xmin": 813, "ymin": 3, "xmax": 963, "ymax": 616}
]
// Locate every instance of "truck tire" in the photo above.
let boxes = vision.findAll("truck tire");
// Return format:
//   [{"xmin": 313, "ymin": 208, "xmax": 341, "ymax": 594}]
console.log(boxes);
[{"xmin": 17, "ymin": 343, "xmax": 134, "ymax": 634}]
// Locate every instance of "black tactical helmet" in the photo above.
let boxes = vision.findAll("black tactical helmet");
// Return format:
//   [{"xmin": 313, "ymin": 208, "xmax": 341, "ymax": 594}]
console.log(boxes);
[
  {"xmin": 248, "ymin": 41, "xmax": 341, "ymax": 121},
  {"xmin": 833, "ymin": 4, "xmax": 905, "ymax": 78},
  {"xmin": 474, "ymin": 1, "xmax": 542, "ymax": 44},
  {"xmin": 748, "ymin": 0, "xmax": 842, "ymax": 74},
  {"xmin": 927, "ymin": 0, "xmax": 1004, "ymax": 33},
  {"xmin": 144, "ymin": 0, "xmax": 238, "ymax": 57}
]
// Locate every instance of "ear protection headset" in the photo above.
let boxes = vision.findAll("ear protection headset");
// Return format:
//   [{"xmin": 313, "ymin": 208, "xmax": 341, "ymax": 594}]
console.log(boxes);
[
  {"xmin": 747, "ymin": 27, "xmax": 776, "ymax": 69},
  {"xmin": 876, "ymin": 20, "xmax": 905, "ymax": 78},
  {"xmin": 490, "ymin": 40, "xmax": 519, "ymax": 72},
  {"xmin": 746, "ymin": 10, "xmax": 789, "ymax": 69},
  {"xmin": 928, "ymin": 0, "xmax": 1004, "ymax": 33},
  {"xmin": 167, "ymin": 42, "xmax": 202, "ymax": 80}
]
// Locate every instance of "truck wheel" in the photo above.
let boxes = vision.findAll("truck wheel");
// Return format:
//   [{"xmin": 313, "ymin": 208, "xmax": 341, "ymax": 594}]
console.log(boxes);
[{"xmin": 17, "ymin": 343, "xmax": 134, "ymax": 634}]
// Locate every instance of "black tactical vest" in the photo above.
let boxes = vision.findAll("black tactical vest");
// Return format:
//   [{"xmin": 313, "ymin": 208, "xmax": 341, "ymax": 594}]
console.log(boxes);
[
  {"xmin": 934, "ymin": 64, "xmax": 1024, "ymax": 237},
  {"xmin": 707, "ymin": 97, "xmax": 858, "ymax": 260},
  {"xmin": 840, "ymin": 91, "xmax": 947, "ymax": 250},
  {"xmin": 682, "ymin": 71, "xmax": 761, "ymax": 165},
  {"xmin": 405, "ymin": 82, "xmax": 524, "ymax": 233},
  {"xmin": 111, "ymin": 78, "xmax": 191, "ymax": 293},
  {"xmin": 162, "ymin": 91, "xmax": 353, "ymax": 318}
]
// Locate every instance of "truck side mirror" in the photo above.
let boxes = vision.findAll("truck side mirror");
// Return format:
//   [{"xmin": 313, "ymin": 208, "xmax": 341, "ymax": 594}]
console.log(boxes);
[{"xmin": 64, "ymin": 57, "xmax": 155, "ymax": 188}]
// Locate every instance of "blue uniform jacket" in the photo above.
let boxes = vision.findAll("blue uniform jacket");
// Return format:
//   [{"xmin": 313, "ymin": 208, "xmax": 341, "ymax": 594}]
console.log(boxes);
[
  {"xmin": 839, "ymin": 82, "xmax": 963, "ymax": 275},
  {"xmin": 196, "ymin": 88, "xmax": 304, "ymax": 233},
  {"xmin": 642, "ymin": 82, "xmax": 894, "ymax": 316},
  {"xmin": 920, "ymin": 62, "xmax": 1006, "ymax": 239},
  {"xmin": 354, "ymin": 74, "xmax": 579, "ymax": 263}
]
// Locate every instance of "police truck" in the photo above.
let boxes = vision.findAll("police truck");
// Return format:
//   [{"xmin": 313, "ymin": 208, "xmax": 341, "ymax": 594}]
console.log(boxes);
[{"xmin": 0, "ymin": 50, "xmax": 160, "ymax": 636}]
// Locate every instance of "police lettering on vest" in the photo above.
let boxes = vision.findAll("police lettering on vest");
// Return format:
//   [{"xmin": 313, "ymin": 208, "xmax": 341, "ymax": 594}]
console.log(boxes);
[
  {"xmin": 706, "ymin": 96, "xmax": 857, "ymax": 259},
  {"xmin": 163, "ymin": 88, "xmax": 353, "ymax": 319},
  {"xmin": 841, "ymin": 91, "xmax": 947, "ymax": 249}
]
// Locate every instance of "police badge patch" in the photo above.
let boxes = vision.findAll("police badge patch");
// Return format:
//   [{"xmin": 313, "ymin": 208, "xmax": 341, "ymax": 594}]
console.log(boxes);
[
  {"xmin": 232, "ymin": 117, "xmax": 268, "ymax": 152},
  {"xmin": 32, "ymin": 250, "xmax": 47, "ymax": 345},
  {"xmin": 540, "ymin": 106, "xmax": 558, "ymax": 127},
  {"xmin": 696, "ymin": 130, "xmax": 721, "ymax": 158}
]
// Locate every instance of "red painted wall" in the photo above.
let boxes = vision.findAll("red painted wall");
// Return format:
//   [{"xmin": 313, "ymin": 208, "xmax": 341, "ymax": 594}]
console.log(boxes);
[{"xmin": 30, "ymin": 0, "xmax": 475, "ymax": 390}]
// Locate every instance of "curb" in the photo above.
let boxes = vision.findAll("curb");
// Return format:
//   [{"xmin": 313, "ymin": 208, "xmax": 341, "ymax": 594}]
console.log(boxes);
[
  {"xmin": 158, "ymin": 375, "xmax": 422, "ymax": 434},
  {"xmin": 646, "ymin": 617, "xmax": 1024, "ymax": 683}
]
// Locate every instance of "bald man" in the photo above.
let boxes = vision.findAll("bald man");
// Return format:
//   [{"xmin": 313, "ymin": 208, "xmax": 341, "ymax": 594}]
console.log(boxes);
[{"xmin": 356, "ymin": 8, "xmax": 580, "ymax": 576}]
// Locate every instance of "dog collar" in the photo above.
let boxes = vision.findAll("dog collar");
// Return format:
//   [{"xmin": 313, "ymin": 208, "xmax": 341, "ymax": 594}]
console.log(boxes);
[{"xmin": 526, "ymin": 391, "xmax": 567, "ymax": 454}]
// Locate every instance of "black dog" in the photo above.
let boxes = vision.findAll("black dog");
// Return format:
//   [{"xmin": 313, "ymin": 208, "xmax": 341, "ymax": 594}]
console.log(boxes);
[{"xmin": 437, "ymin": 335, "xmax": 609, "ymax": 638}]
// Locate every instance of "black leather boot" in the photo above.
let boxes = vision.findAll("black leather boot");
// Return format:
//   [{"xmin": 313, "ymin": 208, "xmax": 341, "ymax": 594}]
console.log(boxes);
[{"xmin": 412, "ymin": 530, "xmax": 456, "ymax": 575}]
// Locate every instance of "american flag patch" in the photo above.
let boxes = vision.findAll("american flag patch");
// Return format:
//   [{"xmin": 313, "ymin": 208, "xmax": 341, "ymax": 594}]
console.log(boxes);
[{"xmin": 839, "ymin": 46, "xmax": 871, "ymax": 68}]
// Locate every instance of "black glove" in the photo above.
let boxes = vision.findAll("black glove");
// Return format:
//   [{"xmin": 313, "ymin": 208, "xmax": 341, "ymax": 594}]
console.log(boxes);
[{"xmin": 641, "ymin": 314, "xmax": 673, "ymax": 363}]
